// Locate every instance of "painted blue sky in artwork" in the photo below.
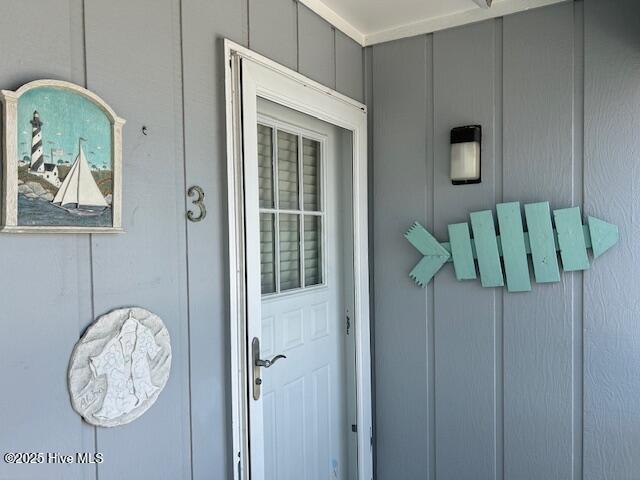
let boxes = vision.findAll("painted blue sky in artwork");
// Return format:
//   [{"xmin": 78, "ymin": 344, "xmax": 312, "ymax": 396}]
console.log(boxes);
[{"xmin": 17, "ymin": 86, "xmax": 112, "ymax": 170}]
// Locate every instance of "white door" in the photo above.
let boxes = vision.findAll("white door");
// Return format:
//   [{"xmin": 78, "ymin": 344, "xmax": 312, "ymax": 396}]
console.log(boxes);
[
  {"xmin": 230, "ymin": 47, "xmax": 372, "ymax": 480},
  {"xmin": 252, "ymin": 99, "xmax": 357, "ymax": 480}
]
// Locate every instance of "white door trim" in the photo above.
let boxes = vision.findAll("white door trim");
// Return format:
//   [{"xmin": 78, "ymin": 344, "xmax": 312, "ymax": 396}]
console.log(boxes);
[{"xmin": 224, "ymin": 39, "xmax": 372, "ymax": 480}]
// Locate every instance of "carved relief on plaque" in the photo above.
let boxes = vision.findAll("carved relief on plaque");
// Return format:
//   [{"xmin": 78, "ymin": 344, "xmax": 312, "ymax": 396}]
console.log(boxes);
[{"xmin": 68, "ymin": 307, "xmax": 171, "ymax": 427}]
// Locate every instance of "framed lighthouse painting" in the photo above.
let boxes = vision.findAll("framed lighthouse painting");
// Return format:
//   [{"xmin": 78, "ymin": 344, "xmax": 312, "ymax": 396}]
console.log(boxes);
[{"xmin": 0, "ymin": 79, "xmax": 124, "ymax": 233}]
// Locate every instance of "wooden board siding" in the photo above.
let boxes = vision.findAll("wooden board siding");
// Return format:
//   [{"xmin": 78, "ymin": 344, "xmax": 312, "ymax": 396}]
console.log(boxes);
[
  {"xmin": 371, "ymin": 1, "xmax": 640, "ymax": 479},
  {"xmin": 0, "ymin": 1, "xmax": 364, "ymax": 479}
]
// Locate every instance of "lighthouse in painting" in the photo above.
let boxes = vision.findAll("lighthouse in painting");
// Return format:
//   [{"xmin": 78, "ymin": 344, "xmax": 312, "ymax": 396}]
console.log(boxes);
[
  {"xmin": 28, "ymin": 110, "xmax": 61, "ymax": 187},
  {"xmin": 30, "ymin": 111, "xmax": 44, "ymax": 172}
]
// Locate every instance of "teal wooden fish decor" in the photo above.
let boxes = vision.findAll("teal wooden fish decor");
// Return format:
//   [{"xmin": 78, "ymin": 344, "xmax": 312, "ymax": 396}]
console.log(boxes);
[{"xmin": 405, "ymin": 201, "xmax": 618, "ymax": 292}]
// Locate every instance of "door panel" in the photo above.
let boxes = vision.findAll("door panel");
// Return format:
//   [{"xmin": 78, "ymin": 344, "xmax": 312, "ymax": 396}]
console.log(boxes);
[
  {"xmin": 256, "ymin": 99, "xmax": 356, "ymax": 480},
  {"xmin": 231, "ymin": 50, "xmax": 371, "ymax": 480}
]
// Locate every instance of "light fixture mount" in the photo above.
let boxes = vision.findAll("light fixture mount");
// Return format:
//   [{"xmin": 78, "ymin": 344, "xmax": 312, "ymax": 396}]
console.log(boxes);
[{"xmin": 450, "ymin": 125, "xmax": 482, "ymax": 185}]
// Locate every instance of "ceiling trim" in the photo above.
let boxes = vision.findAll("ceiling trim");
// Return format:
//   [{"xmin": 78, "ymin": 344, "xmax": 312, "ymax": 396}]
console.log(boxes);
[
  {"xmin": 364, "ymin": 0, "xmax": 569, "ymax": 45},
  {"xmin": 298, "ymin": 0, "xmax": 365, "ymax": 45},
  {"xmin": 298, "ymin": 0, "xmax": 569, "ymax": 47}
]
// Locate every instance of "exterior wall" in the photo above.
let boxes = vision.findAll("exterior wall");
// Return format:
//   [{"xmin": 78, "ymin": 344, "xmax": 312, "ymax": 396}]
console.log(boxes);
[
  {"xmin": 2, "ymin": 1, "xmax": 638, "ymax": 479},
  {"xmin": 0, "ymin": 1, "xmax": 362, "ymax": 480},
  {"xmin": 369, "ymin": 1, "xmax": 640, "ymax": 479}
]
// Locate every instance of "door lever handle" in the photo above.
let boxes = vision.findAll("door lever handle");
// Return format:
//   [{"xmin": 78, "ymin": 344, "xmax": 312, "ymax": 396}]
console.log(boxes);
[
  {"xmin": 255, "ymin": 354, "xmax": 287, "ymax": 368},
  {"xmin": 252, "ymin": 337, "xmax": 286, "ymax": 400}
]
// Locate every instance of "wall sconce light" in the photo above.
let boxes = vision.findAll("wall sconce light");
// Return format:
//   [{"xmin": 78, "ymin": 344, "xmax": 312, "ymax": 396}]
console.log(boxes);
[{"xmin": 450, "ymin": 125, "xmax": 481, "ymax": 185}]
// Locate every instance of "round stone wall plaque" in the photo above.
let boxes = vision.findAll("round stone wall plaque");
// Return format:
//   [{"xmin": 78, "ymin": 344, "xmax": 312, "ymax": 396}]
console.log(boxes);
[{"xmin": 68, "ymin": 307, "xmax": 172, "ymax": 427}]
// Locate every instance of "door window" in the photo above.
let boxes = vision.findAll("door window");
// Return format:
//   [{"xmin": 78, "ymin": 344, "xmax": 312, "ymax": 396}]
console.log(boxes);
[{"xmin": 257, "ymin": 122, "xmax": 324, "ymax": 295}]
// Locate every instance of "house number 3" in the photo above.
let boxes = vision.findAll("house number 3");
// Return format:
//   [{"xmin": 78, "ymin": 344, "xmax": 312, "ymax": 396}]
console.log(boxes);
[{"xmin": 187, "ymin": 186, "xmax": 206, "ymax": 222}]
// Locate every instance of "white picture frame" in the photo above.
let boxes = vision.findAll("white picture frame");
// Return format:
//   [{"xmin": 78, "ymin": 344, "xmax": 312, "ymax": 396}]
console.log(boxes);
[{"xmin": 1, "ymin": 79, "xmax": 125, "ymax": 233}]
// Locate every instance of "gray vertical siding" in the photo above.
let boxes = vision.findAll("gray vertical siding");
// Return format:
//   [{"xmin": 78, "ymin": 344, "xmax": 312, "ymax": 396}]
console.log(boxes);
[
  {"xmin": 0, "ymin": 3, "xmax": 95, "ymax": 480},
  {"xmin": 370, "ymin": 1, "xmax": 640, "ymax": 479},
  {"xmin": 181, "ymin": 0, "xmax": 247, "ymax": 478},
  {"xmin": 336, "ymin": 30, "xmax": 364, "ymax": 103},
  {"xmin": 0, "ymin": 0, "xmax": 363, "ymax": 479},
  {"xmin": 84, "ymin": 0, "xmax": 191, "ymax": 478},
  {"xmin": 249, "ymin": 0, "xmax": 298, "ymax": 70},
  {"xmin": 503, "ymin": 4, "xmax": 578, "ymax": 479},
  {"xmin": 298, "ymin": 4, "xmax": 336, "ymax": 88},
  {"xmin": 372, "ymin": 35, "xmax": 432, "ymax": 480},
  {"xmin": 583, "ymin": 0, "xmax": 640, "ymax": 479},
  {"xmin": 433, "ymin": 20, "xmax": 501, "ymax": 480}
]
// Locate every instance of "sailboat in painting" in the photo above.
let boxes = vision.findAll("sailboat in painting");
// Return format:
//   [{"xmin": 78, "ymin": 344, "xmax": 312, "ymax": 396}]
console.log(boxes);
[{"xmin": 52, "ymin": 139, "xmax": 109, "ymax": 216}]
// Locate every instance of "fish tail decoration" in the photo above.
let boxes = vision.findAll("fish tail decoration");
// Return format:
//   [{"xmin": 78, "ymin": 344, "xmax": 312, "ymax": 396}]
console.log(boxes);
[{"xmin": 404, "ymin": 222, "xmax": 450, "ymax": 286}]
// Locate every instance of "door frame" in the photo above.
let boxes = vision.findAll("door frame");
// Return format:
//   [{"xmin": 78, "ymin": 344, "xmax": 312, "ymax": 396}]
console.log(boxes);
[{"xmin": 224, "ymin": 39, "xmax": 372, "ymax": 480}]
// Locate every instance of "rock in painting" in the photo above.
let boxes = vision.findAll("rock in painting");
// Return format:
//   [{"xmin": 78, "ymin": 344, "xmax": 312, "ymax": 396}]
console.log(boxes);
[{"xmin": 68, "ymin": 307, "xmax": 171, "ymax": 427}]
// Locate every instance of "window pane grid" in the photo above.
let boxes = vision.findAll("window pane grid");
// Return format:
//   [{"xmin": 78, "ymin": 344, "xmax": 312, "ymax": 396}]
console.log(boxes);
[
  {"xmin": 272, "ymin": 127, "xmax": 281, "ymax": 294},
  {"xmin": 260, "ymin": 213, "xmax": 276, "ymax": 294},
  {"xmin": 279, "ymin": 213, "xmax": 301, "ymax": 291},
  {"xmin": 298, "ymin": 134, "xmax": 305, "ymax": 288},
  {"xmin": 304, "ymin": 215, "xmax": 322, "ymax": 286},
  {"xmin": 277, "ymin": 130, "xmax": 299, "ymax": 210},
  {"xmin": 257, "ymin": 124, "xmax": 274, "ymax": 208},
  {"xmin": 303, "ymin": 138, "xmax": 321, "ymax": 211},
  {"xmin": 258, "ymin": 122, "xmax": 323, "ymax": 296},
  {"xmin": 260, "ymin": 208, "xmax": 322, "ymax": 216}
]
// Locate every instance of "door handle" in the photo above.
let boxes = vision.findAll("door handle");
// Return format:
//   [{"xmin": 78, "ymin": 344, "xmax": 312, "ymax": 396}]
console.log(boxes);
[
  {"xmin": 255, "ymin": 354, "xmax": 287, "ymax": 368},
  {"xmin": 252, "ymin": 338, "xmax": 287, "ymax": 400}
]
